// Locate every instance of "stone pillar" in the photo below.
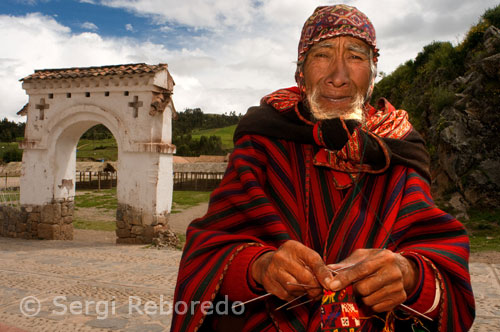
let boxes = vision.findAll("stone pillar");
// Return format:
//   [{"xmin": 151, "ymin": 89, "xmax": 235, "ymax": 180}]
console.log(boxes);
[
  {"xmin": 115, "ymin": 203, "xmax": 169, "ymax": 244},
  {"xmin": 36, "ymin": 199, "xmax": 74, "ymax": 240},
  {"xmin": 115, "ymin": 151, "xmax": 173, "ymax": 244}
]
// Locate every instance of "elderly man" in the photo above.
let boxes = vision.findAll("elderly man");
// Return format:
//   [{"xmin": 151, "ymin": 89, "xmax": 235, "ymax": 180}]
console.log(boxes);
[{"xmin": 171, "ymin": 5, "xmax": 474, "ymax": 332}]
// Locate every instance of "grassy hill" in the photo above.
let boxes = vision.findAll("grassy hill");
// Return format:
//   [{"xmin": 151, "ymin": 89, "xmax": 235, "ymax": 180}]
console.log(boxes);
[
  {"xmin": 191, "ymin": 125, "xmax": 237, "ymax": 150},
  {"xmin": 76, "ymin": 138, "xmax": 118, "ymax": 161}
]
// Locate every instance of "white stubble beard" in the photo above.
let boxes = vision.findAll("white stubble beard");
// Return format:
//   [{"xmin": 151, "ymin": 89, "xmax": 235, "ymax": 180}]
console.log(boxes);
[{"xmin": 307, "ymin": 87, "xmax": 366, "ymax": 123}]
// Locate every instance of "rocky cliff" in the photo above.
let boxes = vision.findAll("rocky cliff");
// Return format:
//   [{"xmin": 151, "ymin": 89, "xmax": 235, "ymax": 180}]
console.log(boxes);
[
  {"xmin": 372, "ymin": 5, "xmax": 500, "ymax": 219},
  {"xmin": 427, "ymin": 26, "xmax": 500, "ymax": 218}
]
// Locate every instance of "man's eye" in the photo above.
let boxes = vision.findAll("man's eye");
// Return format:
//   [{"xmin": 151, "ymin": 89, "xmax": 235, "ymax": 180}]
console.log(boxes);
[
  {"xmin": 349, "ymin": 54, "xmax": 363, "ymax": 60},
  {"xmin": 314, "ymin": 53, "xmax": 329, "ymax": 58}
]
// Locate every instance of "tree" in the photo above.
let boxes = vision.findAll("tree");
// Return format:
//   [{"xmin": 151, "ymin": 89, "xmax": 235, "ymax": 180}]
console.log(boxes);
[{"xmin": 0, "ymin": 118, "xmax": 25, "ymax": 142}]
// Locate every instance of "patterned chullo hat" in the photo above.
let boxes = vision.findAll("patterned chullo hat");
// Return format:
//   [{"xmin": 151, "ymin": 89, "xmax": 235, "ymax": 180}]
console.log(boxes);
[{"xmin": 295, "ymin": 5, "xmax": 379, "ymax": 92}]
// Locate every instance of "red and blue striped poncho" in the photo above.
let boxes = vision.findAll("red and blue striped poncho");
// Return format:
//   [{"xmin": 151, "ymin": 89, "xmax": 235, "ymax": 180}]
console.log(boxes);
[{"xmin": 171, "ymin": 88, "xmax": 475, "ymax": 332}]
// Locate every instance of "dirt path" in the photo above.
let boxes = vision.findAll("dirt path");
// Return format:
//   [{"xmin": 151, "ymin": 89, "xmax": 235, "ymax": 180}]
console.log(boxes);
[{"xmin": 168, "ymin": 202, "xmax": 208, "ymax": 234}]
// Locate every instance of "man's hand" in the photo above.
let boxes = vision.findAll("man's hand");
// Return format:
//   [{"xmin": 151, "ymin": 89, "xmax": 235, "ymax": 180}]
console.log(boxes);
[
  {"xmin": 327, "ymin": 249, "xmax": 418, "ymax": 313},
  {"xmin": 250, "ymin": 240, "xmax": 334, "ymax": 301}
]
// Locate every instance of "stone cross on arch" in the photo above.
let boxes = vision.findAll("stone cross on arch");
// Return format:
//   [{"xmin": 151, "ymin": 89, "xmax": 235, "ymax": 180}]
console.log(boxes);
[
  {"xmin": 35, "ymin": 97, "xmax": 50, "ymax": 120},
  {"xmin": 129, "ymin": 96, "xmax": 143, "ymax": 118}
]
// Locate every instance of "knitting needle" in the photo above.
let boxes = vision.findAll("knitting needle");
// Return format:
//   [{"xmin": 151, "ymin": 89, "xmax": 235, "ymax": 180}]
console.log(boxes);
[
  {"xmin": 399, "ymin": 304, "xmax": 433, "ymax": 321},
  {"xmin": 285, "ymin": 264, "xmax": 357, "ymax": 289},
  {"xmin": 275, "ymin": 293, "xmax": 307, "ymax": 311},
  {"xmin": 328, "ymin": 263, "xmax": 357, "ymax": 275},
  {"xmin": 232, "ymin": 292, "xmax": 272, "ymax": 309},
  {"xmin": 286, "ymin": 298, "xmax": 314, "ymax": 310},
  {"xmin": 286, "ymin": 282, "xmax": 321, "ymax": 289}
]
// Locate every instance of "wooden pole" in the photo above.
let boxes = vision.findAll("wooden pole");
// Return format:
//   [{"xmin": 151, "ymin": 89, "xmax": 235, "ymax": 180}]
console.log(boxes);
[{"xmin": 98, "ymin": 171, "xmax": 101, "ymax": 191}]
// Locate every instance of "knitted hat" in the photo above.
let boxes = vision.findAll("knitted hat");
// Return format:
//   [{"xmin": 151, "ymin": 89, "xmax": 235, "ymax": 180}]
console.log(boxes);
[
  {"xmin": 297, "ymin": 5, "xmax": 378, "ymax": 63},
  {"xmin": 295, "ymin": 5, "xmax": 378, "ymax": 93}
]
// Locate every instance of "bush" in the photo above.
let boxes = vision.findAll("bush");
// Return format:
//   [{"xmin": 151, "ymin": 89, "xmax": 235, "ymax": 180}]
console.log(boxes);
[
  {"xmin": 483, "ymin": 4, "xmax": 500, "ymax": 28},
  {"xmin": 173, "ymin": 134, "xmax": 224, "ymax": 156},
  {"xmin": 2, "ymin": 147, "xmax": 22, "ymax": 162},
  {"xmin": 431, "ymin": 87, "xmax": 455, "ymax": 112}
]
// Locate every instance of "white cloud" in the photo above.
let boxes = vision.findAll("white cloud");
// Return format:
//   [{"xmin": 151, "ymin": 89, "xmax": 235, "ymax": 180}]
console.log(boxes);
[
  {"xmin": 125, "ymin": 23, "xmax": 133, "ymax": 31},
  {"xmin": 1, "ymin": 0, "xmax": 499, "ymax": 121},
  {"xmin": 81, "ymin": 21, "xmax": 98, "ymax": 31},
  {"xmin": 15, "ymin": 0, "xmax": 38, "ymax": 5},
  {"xmin": 15, "ymin": 0, "xmax": 52, "ymax": 4},
  {"xmin": 100, "ymin": 0, "xmax": 259, "ymax": 28},
  {"xmin": 79, "ymin": 0, "xmax": 97, "ymax": 4},
  {"xmin": 158, "ymin": 26, "xmax": 172, "ymax": 33}
]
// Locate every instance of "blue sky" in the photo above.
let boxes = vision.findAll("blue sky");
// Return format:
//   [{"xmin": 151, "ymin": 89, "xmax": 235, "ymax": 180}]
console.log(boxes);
[
  {"xmin": 1, "ymin": 1, "xmax": 142, "ymax": 37},
  {"xmin": 0, "ymin": 0, "xmax": 498, "ymax": 121}
]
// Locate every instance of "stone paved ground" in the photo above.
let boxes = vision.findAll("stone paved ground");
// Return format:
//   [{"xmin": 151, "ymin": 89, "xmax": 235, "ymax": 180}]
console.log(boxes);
[{"xmin": 0, "ymin": 227, "xmax": 498, "ymax": 331}]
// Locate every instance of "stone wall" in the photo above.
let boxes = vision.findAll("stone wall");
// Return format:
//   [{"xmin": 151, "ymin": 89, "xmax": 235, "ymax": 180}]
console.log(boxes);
[
  {"xmin": 115, "ymin": 203, "xmax": 169, "ymax": 244},
  {"xmin": 0, "ymin": 200, "xmax": 73, "ymax": 240}
]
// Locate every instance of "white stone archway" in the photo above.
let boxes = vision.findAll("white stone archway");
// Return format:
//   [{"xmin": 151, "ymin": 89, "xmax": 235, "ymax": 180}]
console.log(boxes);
[{"xmin": 16, "ymin": 63, "xmax": 176, "ymax": 243}]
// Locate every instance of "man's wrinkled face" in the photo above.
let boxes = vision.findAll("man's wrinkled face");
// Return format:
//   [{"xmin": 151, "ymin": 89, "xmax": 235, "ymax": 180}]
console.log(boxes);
[{"xmin": 303, "ymin": 36, "xmax": 372, "ymax": 121}]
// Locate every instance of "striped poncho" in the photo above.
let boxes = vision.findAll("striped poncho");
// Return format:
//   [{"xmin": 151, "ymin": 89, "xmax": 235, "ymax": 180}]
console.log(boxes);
[{"xmin": 171, "ymin": 89, "xmax": 475, "ymax": 332}]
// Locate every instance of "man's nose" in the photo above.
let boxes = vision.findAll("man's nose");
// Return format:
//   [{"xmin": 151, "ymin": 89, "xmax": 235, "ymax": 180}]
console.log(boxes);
[{"xmin": 325, "ymin": 57, "xmax": 349, "ymax": 87}]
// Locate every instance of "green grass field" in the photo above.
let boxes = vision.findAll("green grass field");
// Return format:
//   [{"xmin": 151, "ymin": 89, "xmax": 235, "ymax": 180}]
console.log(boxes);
[
  {"xmin": 76, "ymin": 138, "xmax": 118, "ymax": 161},
  {"xmin": 75, "ymin": 188, "xmax": 117, "ymax": 210},
  {"xmin": 191, "ymin": 125, "xmax": 237, "ymax": 150}
]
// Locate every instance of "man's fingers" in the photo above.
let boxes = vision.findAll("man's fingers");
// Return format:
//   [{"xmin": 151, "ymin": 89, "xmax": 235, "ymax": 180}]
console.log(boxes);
[
  {"xmin": 265, "ymin": 272, "xmax": 301, "ymax": 301},
  {"xmin": 358, "ymin": 281, "xmax": 406, "ymax": 308},
  {"xmin": 297, "ymin": 247, "xmax": 335, "ymax": 290},
  {"xmin": 311, "ymin": 260, "xmax": 336, "ymax": 290},
  {"xmin": 290, "ymin": 266, "xmax": 323, "ymax": 298},
  {"xmin": 330, "ymin": 257, "xmax": 380, "ymax": 290}
]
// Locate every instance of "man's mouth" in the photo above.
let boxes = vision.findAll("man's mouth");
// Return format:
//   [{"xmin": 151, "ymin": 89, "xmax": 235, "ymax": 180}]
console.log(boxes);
[{"xmin": 323, "ymin": 96, "xmax": 351, "ymax": 103}]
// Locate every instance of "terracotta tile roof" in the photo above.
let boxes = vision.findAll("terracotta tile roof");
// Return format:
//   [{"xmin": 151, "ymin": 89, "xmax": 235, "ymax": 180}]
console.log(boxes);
[
  {"xmin": 20, "ymin": 63, "xmax": 168, "ymax": 82},
  {"xmin": 179, "ymin": 155, "xmax": 229, "ymax": 163},
  {"xmin": 17, "ymin": 103, "xmax": 29, "ymax": 116}
]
